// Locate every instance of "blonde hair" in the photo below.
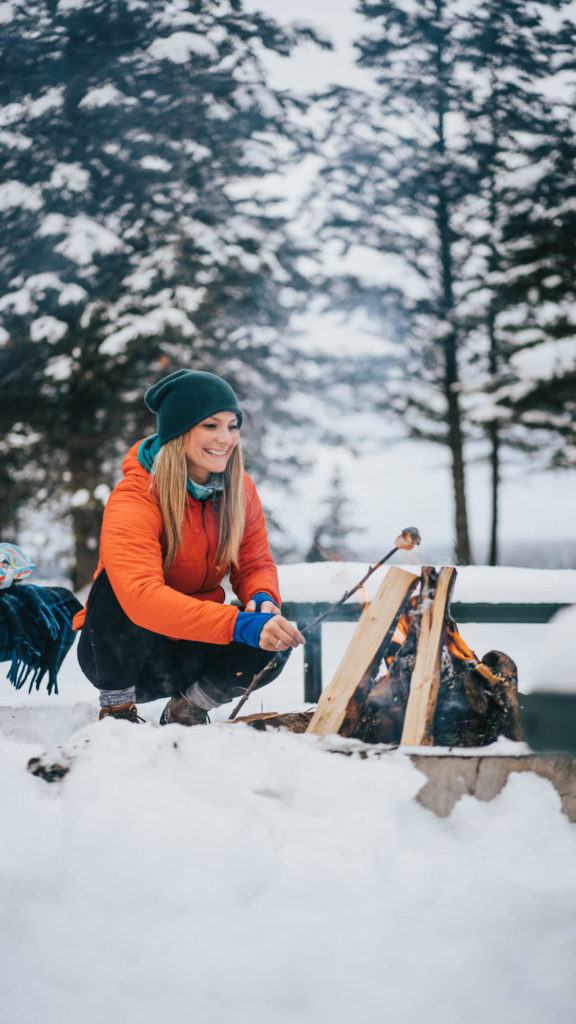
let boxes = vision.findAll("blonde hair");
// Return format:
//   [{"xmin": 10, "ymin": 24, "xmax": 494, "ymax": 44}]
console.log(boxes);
[{"xmin": 151, "ymin": 433, "xmax": 245, "ymax": 572}]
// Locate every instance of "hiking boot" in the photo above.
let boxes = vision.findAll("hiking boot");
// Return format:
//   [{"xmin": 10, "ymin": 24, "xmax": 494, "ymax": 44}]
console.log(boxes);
[
  {"xmin": 159, "ymin": 692, "xmax": 210, "ymax": 727},
  {"xmin": 99, "ymin": 702, "xmax": 143, "ymax": 724}
]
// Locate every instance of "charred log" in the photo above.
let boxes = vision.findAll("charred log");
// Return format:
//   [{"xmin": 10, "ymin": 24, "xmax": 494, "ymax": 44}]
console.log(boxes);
[
  {"xmin": 358, "ymin": 644, "xmax": 521, "ymax": 747},
  {"xmin": 234, "ymin": 710, "xmax": 315, "ymax": 733}
]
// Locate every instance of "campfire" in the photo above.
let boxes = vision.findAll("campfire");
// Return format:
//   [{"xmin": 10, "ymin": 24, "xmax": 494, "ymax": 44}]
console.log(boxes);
[
  {"xmin": 358, "ymin": 567, "xmax": 522, "ymax": 746},
  {"xmin": 304, "ymin": 565, "xmax": 522, "ymax": 747}
]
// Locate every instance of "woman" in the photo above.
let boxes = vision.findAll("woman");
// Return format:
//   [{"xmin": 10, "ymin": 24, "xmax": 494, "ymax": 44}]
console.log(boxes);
[{"xmin": 75, "ymin": 369, "xmax": 304, "ymax": 725}]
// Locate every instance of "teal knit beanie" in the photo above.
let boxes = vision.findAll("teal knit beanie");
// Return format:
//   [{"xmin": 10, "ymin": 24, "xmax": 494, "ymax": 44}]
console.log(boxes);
[{"xmin": 145, "ymin": 370, "xmax": 243, "ymax": 446}]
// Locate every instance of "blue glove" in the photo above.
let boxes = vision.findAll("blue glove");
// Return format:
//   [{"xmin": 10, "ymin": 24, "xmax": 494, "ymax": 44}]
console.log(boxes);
[
  {"xmin": 249, "ymin": 592, "xmax": 279, "ymax": 611},
  {"xmin": 233, "ymin": 611, "xmax": 275, "ymax": 649}
]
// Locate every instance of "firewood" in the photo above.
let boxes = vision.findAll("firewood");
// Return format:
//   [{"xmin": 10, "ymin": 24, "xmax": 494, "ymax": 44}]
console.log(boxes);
[
  {"xmin": 400, "ymin": 566, "xmax": 457, "ymax": 746},
  {"xmin": 232, "ymin": 710, "xmax": 314, "ymax": 733},
  {"xmin": 306, "ymin": 566, "xmax": 419, "ymax": 738}
]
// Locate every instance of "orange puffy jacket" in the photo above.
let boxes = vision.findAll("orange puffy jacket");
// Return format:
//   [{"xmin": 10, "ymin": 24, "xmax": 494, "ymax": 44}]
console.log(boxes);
[{"xmin": 73, "ymin": 439, "xmax": 281, "ymax": 644}]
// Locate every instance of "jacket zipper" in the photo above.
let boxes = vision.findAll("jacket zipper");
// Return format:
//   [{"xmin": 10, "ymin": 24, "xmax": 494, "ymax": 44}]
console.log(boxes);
[{"xmin": 199, "ymin": 502, "xmax": 211, "ymax": 592}]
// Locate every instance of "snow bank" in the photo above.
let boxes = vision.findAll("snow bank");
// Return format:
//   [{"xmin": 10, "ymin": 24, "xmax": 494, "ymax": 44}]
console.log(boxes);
[
  {"xmin": 527, "ymin": 605, "xmax": 576, "ymax": 694},
  {"xmin": 275, "ymin": 563, "xmax": 576, "ymax": 694},
  {"xmin": 277, "ymin": 561, "xmax": 576, "ymax": 604},
  {"xmin": 1, "ymin": 560, "xmax": 575, "ymax": 1023},
  {"xmin": 1, "ymin": 709, "xmax": 575, "ymax": 1024}
]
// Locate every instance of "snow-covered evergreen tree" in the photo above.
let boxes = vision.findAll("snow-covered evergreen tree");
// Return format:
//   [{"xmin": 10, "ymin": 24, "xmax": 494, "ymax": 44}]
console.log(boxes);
[
  {"xmin": 314, "ymin": 0, "xmax": 576, "ymax": 563},
  {"xmin": 315, "ymin": 0, "xmax": 478, "ymax": 562},
  {"xmin": 0, "ymin": 0, "xmax": 327, "ymax": 584},
  {"xmin": 486, "ymin": 124, "xmax": 576, "ymax": 470},
  {"xmin": 453, "ymin": 0, "xmax": 576, "ymax": 561}
]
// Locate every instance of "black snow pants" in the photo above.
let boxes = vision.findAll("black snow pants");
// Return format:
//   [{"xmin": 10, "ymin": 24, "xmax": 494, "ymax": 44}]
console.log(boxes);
[{"xmin": 77, "ymin": 569, "xmax": 288, "ymax": 705}]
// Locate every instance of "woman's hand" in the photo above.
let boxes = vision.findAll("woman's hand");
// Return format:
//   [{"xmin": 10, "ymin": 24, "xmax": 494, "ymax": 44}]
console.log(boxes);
[{"xmin": 258, "ymin": 615, "xmax": 305, "ymax": 652}]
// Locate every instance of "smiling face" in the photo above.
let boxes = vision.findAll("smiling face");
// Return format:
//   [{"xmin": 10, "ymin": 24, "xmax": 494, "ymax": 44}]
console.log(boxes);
[{"xmin": 183, "ymin": 411, "xmax": 240, "ymax": 484}]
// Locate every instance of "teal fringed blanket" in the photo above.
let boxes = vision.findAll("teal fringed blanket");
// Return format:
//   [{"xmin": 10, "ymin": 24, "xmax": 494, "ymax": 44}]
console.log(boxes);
[{"xmin": 0, "ymin": 584, "xmax": 83, "ymax": 695}]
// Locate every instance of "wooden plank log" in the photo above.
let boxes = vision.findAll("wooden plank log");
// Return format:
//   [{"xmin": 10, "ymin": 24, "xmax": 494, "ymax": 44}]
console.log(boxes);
[
  {"xmin": 400, "ymin": 566, "xmax": 457, "ymax": 747},
  {"xmin": 306, "ymin": 567, "xmax": 419, "ymax": 738},
  {"xmin": 232, "ymin": 711, "xmax": 314, "ymax": 733}
]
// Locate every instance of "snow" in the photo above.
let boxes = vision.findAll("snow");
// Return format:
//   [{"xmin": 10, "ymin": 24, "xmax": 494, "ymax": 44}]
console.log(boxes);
[
  {"xmin": 0, "ymin": 180, "xmax": 42, "ymax": 211},
  {"xmin": 140, "ymin": 155, "xmax": 172, "ymax": 172},
  {"xmin": 528, "ymin": 605, "xmax": 576, "ymax": 694},
  {"xmin": 99, "ymin": 306, "xmax": 195, "ymax": 356},
  {"xmin": 49, "ymin": 163, "xmax": 91, "ymax": 193},
  {"xmin": 511, "ymin": 337, "xmax": 576, "ymax": 381},
  {"xmin": 69, "ymin": 489, "xmax": 90, "ymax": 508},
  {"xmin": 45, "ymin": 355, "xmax": 73, "ymax": 382},
  {"xmin": 30, "ymin": 316, "xmax": 68, "ymax": 344},
  {"xmin": 273, "ymin": 562, "xmax": 576, "ymax": 695},
  {"xmin": 0, "ymin": 129, "xmax": 32, "ymax": 151},
  {"xmin": 79, "ymin": 85, "xmax": 131, "ymax": 109},
  {"xmin": 1, "ymin": 621, "xmax": 576, "ymax": 1024},
  {"xmin": 57, "ymin": 216, "xmax": 125, "ymax": 267},
  {"xmin": 58, "ymin": 282, "xmax": 87, "ymax": 306},
  {"xmin": 27, "ymin": 87, "xmax": 64, "ymax": 120},
  {"xmin": 277, "ymin": 562, "xmax": 576, "ymax": 605},
  {"xmin": 148, "ymin": 31, "xmax": 218, "ymax": 64},
  {"xmin": 38, "ymin": 214, "xmax": 125, "ymax": 267},
  {"xmin": 0, "ymin": 2, "xmax": 14, "ymax": 24}
]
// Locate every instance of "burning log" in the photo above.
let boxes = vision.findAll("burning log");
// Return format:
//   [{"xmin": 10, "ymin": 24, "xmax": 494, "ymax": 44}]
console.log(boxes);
[
  {"xmin": 357, "ymin": 568, "xmax": 522, "ymax": 747},
  {"xmin": 305, "ymin": 567, "xmax": 420, "ymax": 738},
  {"xmin": 401, "ymin": 566, "xmax": 457, "ymax": 746}
]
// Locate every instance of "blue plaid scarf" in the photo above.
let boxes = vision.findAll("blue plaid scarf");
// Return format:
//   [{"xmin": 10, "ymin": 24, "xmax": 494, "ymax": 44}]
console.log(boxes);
[{"xmin": 0, "ymin": 584, "xmax": 82, "ymax": 695}]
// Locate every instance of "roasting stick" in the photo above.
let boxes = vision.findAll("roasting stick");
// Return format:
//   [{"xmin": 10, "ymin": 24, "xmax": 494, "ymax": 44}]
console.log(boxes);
[{"xmin": 228, "ymin": 527, "xmax": 421, "ymax": 721}]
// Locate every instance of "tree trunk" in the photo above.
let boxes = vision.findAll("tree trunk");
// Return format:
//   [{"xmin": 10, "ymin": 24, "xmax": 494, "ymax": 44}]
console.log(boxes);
[
  {"xmin": 488, "ymin": 421, "xmax": 500, "ymax": 565},
  {"xmin": 435, "ymin": 12, "xmax": 472, "ymax": 564},
  {"xmin": 68, "ymin": 446, "xmax": 103, "ymax": 591},
  {"xmin": 71, "ymin": 504, "xmax": 101, "ymax": 592},
  {"xmin": 445, "ymin": 375, "xmax": 472, "ymax": 564},
  {"xmin": 436, "ymin": 185, "xmax": 472, "ymax": 562}
]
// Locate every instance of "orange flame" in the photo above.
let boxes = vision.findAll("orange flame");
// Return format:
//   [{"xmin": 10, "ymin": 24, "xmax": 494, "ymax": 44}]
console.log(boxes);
[{"xmin": 389, "ymin": 600, "xmax": 477, "ymax": 663}]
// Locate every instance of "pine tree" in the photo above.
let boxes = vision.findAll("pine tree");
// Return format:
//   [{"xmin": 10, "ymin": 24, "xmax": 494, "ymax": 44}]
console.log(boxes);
[
  {"xmin": 0, "ymin": 0, "xmax": 326, "ymax": 584},
  {"xmin": 314, "ymin": 0, "xmax": 576, "ymax": 564},
  {"xmin": 316, "ymin": 0, "xmax": 478, "ymax": 562},
  {"xmin": 306, "ymin": 467, "xmax": 359, "ymax": 562},
  {"xmin": 453, "ymin": 0, "xmax": 576, "ymax": 561}
]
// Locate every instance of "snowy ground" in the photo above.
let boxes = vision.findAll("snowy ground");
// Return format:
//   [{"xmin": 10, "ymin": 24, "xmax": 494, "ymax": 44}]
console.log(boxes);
[{"xmin": 1, "ymin": 565, "xmax": 576, "ymax": 1024}]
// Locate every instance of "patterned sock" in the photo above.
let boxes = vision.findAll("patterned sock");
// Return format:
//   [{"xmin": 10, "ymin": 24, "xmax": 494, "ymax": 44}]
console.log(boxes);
[
  {"xmin": 185, "ymin": 681, "xmax": 221, "ymax": 711},
  {"xmin": 99, "ymin": 686, "xmax": 137, "ymax": 708}
]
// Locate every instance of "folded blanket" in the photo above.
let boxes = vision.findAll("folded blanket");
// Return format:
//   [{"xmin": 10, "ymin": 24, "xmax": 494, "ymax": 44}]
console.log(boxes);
[{"xmin": 0, "ymin": 584, "xmax": 83, "ymax": 695}]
